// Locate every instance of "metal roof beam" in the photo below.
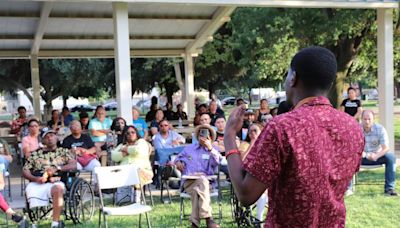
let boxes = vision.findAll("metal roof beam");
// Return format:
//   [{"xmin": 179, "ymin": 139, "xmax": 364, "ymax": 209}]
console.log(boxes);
[
  {"xmin": 0, "ymin": 35, "xmax": 196, "ymax": 41},
  {"xmin": 31, "ymin": 2, "xmax": 53, "ymax": 54},
  {"xmin": 9, "ymin": 0, "xmax": 397, "ymax": 9},
  {"xmin": 0, "ymin": 49, "xmax": 185, "ymax": 58},
  {"xmin": 0, "ymin": 13, "xmax": 212, "ymax": 21},
  {"xmin": 186, "ymin": 6, "xmax": 235, "ymax": 54}
]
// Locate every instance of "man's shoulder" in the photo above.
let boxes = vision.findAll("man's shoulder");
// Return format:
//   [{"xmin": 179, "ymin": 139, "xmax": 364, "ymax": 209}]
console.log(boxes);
[{"xmin": 372, "ymin": 123, "xmax": 386, "ymax": 132}]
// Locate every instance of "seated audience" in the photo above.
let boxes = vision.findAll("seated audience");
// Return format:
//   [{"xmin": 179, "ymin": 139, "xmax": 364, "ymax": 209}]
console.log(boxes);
[
  {"xmin": 146, "ymin": 98, "xmax": 159, "ymax": 122},
  {"xmin": 23, "ymin": 129, "xmax": 77, "ymax": 228},
  {"xmin": 132, "ymin": 106, "xmax": 149, "ymax": 140},
  {"xmin": 61, "ymin": 107, "xmax": 74, "ymax": 127},
  {"xmin": 340, "ymin": 87, "xmax": 362, "ymax": 121},
  {"xmin": 163, "ymin": 103, "xmax": 175, "ymax": 121},
  {"xmin": 79, "ymin": 111, "xmax": 90, "ymax": 133},
  {"xmin": 62, "ymin": 120, "xmax": 100, "ymax": 172},
  {"xmin": 270, "ymin": 107, "xmax": 278, "ymax": 117},
  {"xmin": 111, "ymin": 117, "xmax": 126, "ymax": 145},
  {"xmin": 48, "ymin": 110, "xmax": 62, "ymax": 131},
  {"xmin": 237, "ymin": 109, "xmax": 256, "ymax": 141},
  {"xmin": 111, "ymin": 125, "xmax": 153, "ymax": 202},
  {"xmin": 88, "ymin": 106, "xmax": 112, "ymax": 153},
  {"xmin": 153, "ymin": 120, "xmax": 185, "ymax": 150},
  {"xmin": 10, "ymin": 106, "xmax": 28, "ymax": 138},
  {"xmin": 208, "ymin": 100, "xmax": 224, "ymax": 126},
  {"xmin": 174, "ymin": 104, "xmax": 188, "ymax": 120},
  {"xmin": 22, "ymin": 119, "xmax": 41, "ymax": 158},
  {"xmin": 235, "ymin": 98, "xmax": 246, "ymax": 107},
  {"xmin": 359, "ymin": 110, "xmax": 397, "ymax": 196},
  {"xmin": 175, "ymin": 124, "xmax": 221, "ymax": 228},
  {"xmin": 0, "ymin": 139, "xmax": 13, "ymax": 174},
  {"xmin": 255, "ymin": 99, "xmax": 271, "ymax": 124},
  {"xmin": 193, "ymin": 104, "xmax": 208, "ymax": 126},
  {"xmin": 150, "ymin": 109, "xmax": 165, "ymax": 136}
]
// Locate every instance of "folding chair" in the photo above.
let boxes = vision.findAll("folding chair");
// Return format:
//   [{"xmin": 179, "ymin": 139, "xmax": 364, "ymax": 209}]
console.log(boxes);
[
  {"xmin": 179, "ymin": 166, "xmax": 222, "ymax": 225},
  {"xmin": 94, "ymin": 165, "xmax": 152, "ymax": 228},
  {"xmin": 155, "ymin": 146, "xmax": 185, "ymax": 203},
  {"xmin": 355, "ymin": 164, "xmax": 384, "ymax": 185}
]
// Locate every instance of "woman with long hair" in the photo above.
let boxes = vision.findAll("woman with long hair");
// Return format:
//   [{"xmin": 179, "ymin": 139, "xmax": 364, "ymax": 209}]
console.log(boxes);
[{"xmin": 111, "ymin": 125, "xmax": 153, "ymax": 202}]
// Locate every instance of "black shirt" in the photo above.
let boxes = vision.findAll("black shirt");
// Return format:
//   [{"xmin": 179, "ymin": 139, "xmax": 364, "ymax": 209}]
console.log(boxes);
[
  {"xmin": 62, "ymin": 134, "xmax": 95, "ymax": 149},
  {"xmin": 340, "ymin": 98, "xmax": 361, "ymax": 117}
]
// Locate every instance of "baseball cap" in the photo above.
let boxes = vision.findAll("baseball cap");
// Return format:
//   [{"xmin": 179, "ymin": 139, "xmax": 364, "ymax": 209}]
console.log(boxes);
[{"xmin": 41, "ymin": 127, "xmax": 57, "ymax": 139}]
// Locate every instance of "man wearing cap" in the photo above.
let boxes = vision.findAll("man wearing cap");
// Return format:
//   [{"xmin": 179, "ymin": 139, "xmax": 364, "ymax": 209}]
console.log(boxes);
[
  {"xmin": 22, "ymin": 129, "xmax": 77, "ymax": 228},
  {"xmin": 175, "ymin": 125, "xmax": 221, "ymax": 228}
]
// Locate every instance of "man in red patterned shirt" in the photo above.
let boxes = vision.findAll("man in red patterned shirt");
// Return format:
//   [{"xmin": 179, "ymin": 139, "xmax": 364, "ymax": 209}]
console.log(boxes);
[{"xmin": 224, "ymin": 46, "xmax": 365, "ymax": 227}]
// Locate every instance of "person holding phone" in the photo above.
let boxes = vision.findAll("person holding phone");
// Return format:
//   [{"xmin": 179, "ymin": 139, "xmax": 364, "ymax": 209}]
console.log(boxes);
[{"xmin": 175, "ymin": 125, "xmax": 221, "ymax": 228}]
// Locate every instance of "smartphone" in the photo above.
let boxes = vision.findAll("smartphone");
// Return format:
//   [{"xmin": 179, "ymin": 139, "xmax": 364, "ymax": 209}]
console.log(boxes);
[{"xmin": 199, "ymin": 129, "xmax": 209, "ymax": 138}]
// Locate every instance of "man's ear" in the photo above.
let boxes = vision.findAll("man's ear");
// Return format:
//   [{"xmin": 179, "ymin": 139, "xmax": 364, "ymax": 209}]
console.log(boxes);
[{"xmin": 290, "ymin": 71, "xmax": 298, "ymax": 88}]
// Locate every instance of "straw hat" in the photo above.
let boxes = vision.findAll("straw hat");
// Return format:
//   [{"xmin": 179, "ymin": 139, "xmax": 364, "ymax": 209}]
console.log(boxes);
[{"xmin": 194, "ymin": 124, "xmax": 217, "ymax": 141}]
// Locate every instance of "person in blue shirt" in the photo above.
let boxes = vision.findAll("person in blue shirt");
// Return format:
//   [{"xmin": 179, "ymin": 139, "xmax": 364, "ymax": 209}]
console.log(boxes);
[
  {"xmin": 88, "ymin": 106, "xmax": 112, "ymax": 152},
  {"xmin": 61, "ymin": 107, "xmax": 74, "ymax": 127},
  {"xmin": 132, "ymin": 106, "xmax": 149, "ymax": 140}
]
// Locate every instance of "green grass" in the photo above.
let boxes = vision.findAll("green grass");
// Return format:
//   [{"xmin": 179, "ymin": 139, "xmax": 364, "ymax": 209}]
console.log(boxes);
[{"xmin": 9, "ymin": 168, "xmax": 398, "ymax": 228}]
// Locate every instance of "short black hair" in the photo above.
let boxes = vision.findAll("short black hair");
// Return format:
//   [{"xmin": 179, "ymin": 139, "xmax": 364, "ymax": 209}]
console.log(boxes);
[
  {"xmin": 79, "ymin": 111, "xmax": 89, "ymax": 119},
  {"xmin": 51, "ymin": 109, "xmax": 59, "ymax": 115},
  {"xmin": 347, "ymin": 87, "xmax": 356, "ymax": 93},
  {"xmin": 290, "ymin": 46, "xmax": 337, "ymax": 91},
  {"xmin": 28, "ymin": 119, "xmax": 40, "ymax": 126},
  {"xmin": 17, "ymin": 106, "xmax": 26, "ymax": 112},
  {"xmin": 62, "ymin": 106, "xmax": 69, "ymax": 112}
]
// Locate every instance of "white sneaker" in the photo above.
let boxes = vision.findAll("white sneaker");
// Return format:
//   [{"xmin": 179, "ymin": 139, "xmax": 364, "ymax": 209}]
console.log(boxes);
[{"xmin": 345, "ymin": 189, "xmax": 354, "ymax": 196}]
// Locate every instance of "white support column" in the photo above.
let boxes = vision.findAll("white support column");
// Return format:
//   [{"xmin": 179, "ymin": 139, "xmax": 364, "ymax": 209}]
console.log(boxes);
[
  {"xmin": 184, "ymin": 53, "xmax": 195, "ymax": 119},
  {"xmin": 377, "ymin": 8, "xmax": 394, "ymax": 151},
  {"xmin": 30, "ymin": 55, "xmax": 41, "ymax": 121},
  {"xmin": 113, "ymin": 2, "xmax": 132, "ymax": 122}
]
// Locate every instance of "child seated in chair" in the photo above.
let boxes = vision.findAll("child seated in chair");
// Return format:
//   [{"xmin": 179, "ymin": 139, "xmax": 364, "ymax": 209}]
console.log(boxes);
[{"xmin": 175, "ymin": 124, "xmax": 221, "ymax": 228}]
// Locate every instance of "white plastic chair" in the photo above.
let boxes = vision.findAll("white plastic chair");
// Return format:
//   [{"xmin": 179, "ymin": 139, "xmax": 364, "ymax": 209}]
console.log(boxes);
[{"xmin": 94, "ymin": 165, "xmax": 152, "ymax": 228}]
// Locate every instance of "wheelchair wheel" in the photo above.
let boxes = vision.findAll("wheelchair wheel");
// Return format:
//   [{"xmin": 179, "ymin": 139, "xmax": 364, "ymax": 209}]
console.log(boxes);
[{"xmin": 68, "ymin": 177, "xmax": 95, "ymax": 224}]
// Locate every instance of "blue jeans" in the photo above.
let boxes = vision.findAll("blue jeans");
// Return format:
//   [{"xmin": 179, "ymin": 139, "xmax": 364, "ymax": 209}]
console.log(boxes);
[{"xmin": 362, "ymin": 152, "xmax": 397, "ymax": 191}]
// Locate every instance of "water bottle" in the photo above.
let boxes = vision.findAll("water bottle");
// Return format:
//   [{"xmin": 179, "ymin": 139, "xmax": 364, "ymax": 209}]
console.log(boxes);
[{"xmin": 178, "ymin": 117, "xmax": 183, "ymax": 128}]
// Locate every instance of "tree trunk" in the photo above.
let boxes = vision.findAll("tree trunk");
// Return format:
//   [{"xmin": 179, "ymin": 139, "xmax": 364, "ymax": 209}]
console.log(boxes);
[
  {"xmin": 166, "ymin": 89, "xmax": 173, "ymax": 105},
  {"xmin": 329, "ymin": 71, "xmax": 347, "ymax": 108},
  {"xmin": 208, "ymin": 83, "xmax": 215, "ymax": 100},
  {"xmin": 43, "ymin": 102, "xmax": 53, "ymax": 122},
  {"xmin": 248, "ymin": 87, "xmax": 252, "ymax": 105},
  {"xmin": 395, "ymin": 80, "xmax": 400, "ymax": 99},
  {"xmin": 174, "ymin": 63, "xmax": 185, "ymax": 104},
  {"xmin": 62, "ymin": 96, "xmax": 68, "ymax": 107}
]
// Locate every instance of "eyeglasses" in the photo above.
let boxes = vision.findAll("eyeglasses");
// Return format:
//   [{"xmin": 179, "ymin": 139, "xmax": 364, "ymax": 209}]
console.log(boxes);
[{"xmin": 126, "ymin": 131, "xmax": 136, "ymax": 135}]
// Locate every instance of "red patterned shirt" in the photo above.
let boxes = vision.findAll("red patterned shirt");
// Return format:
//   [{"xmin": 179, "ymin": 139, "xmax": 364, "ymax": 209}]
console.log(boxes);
[{"xmin": 243, "ymin": 96, "xmax": 364, "ymax": 227}]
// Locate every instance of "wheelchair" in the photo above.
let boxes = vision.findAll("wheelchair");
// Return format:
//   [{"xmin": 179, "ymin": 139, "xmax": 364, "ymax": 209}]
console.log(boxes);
[
  {"xmin": 230, "ymin": 185, "xmax": 265, "ymax": 228},
  {"xmin": 23, "ymin": 171, "xmax": 95, "ymax": 226}
]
